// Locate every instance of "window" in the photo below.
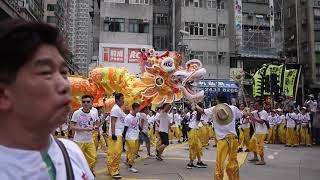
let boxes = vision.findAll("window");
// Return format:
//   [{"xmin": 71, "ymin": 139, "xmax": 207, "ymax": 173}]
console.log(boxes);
[
  {"xmin": 108, "ymin": 18, "xmax": 125, "ymax": 32},
  {"xmin": 184, "ymin": 0, "xmax": 204, "ymax": 8},
  {"xmin": 104, "ymin": 0, "xmax": 125, "ymax": 3},
  {"xmin": 315, "ymin": 19, "xmax": 320, "ymax": 30},
  {"xmin": 207, "ymin": 52, "xmax": 217, "ymax": 65},
  {"xmin": 129, "ymin": 19, "xmax": 149, "ymax": 33},
  {"xmin": 190, "ymin": 51, "xmax": 204, "ymax": 62},
  {"xmin": 153, "ymin": 36, "xmax": 168, "ymax": 50},
  {"xmin": 207, "ymin": 0, "xmax": 216, "ymax": 8},
  {"xmin": 218, "ymin": 24, "xmax": 226, "ymax": 36},
  {"xmin": 47, "ymin": 16, "xmax": 56, "ymax": 24},
  {"xmin": 207, "ymin": 23, "xmax": 216, "ymax": 36},
  {"xmin": 217, "ymin": 0, "xmax": 224, "ymax": 9},
  {"xmin": 129, "ymin": 0, "xmax": 149, "ymax": 5},
  {"xmin": 185, "ymin": 22, "xmax": 204, "ymax": 35},
  {"xmin": 153, "ymin": 13, "xmax": 168, "ymax": 25},
  {"xmin": 47, "ymin": 4, "xmax": 55, "ymax": 11},
  {"xmin": 315, "ymin": 42, "xmax": 320, "ymax": 52}
]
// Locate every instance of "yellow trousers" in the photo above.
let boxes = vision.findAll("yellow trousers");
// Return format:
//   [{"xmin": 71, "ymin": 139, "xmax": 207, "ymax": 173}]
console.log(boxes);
[
  {"xmin": 155, "ymin": 130, "xmax": 161, "ymax": 149},
  {"xmin": 172, "ymin": 127, "xmax": 182, "ymax": 140},
  {"xmin": 107, "ymin": 136, "xmax": 123, "ymax": 176},
  {"xmin": 126, "ymin": 140, "xmax": 139, "ymax": 166},
  {"xmin": 249, "ymin": 133, "xmax": 266, "ymax": 156},
  {"xmin": 278, "ymin": 124, "xmax": 286, "ymax": 144},
  {"xmin": 168, "ymin": 128, "xmax": 173, "ymax": 141},
  {"xmin": 77, "ymin": 142, "xmax": 97, "ymax": 170},
  {"xmin": 300, "ymin": 127, "xmax": 312, "ymax": 145},
  {"xmin": 199, "ymin": 127, "xmax": 209, "ymax": 147},
  {"xmin": 149, "ymin": 127, "xmax": 155, "ymax": 147},
  {"xmin": 93, "ymin": 131, "xmax": 107, "ymax": 151},
  {"xmin": 286, "ymin": 128, "xmax": 298, "ymax": 146},
  {"xmin": 188, "ymin": 129, "xmax": 203, "ymax": 161},
  {"xmin": 208, "ymin": 126, "xmax": 215, "ymax": 139},
  {"xmin": 215, "ymin": 134, "xmax": 239, "ymax": 180},
  {"xmin": 267, "ymin": 126, "xmax": 277, "ymax": 144}
]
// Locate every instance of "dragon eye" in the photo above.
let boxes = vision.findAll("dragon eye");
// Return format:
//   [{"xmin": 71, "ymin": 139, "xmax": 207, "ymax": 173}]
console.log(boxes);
[{"xmin": 155, "ymin": 77, "xmax": 164, "ymax": 86}]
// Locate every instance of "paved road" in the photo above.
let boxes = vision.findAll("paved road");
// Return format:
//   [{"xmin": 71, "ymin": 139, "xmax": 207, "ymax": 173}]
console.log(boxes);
[{"xmin": 94, "ymin": 141, "xmax": 320, "ymax": 180}]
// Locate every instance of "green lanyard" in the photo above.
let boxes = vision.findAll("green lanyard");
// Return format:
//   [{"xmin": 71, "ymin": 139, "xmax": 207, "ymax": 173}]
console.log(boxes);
[{"xmin": 40, "ymin": 138, "xmax": 56, "ymax": 180}]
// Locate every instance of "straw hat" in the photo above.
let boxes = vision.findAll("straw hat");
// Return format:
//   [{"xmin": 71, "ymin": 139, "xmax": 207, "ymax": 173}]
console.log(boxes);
[
  {"xmin": 213, "ymin": 103, "xmax": 233, "ymax": 125},
  {"xmin": 276, "ymin": 108, "xmax": 283, "ymax": 112}
]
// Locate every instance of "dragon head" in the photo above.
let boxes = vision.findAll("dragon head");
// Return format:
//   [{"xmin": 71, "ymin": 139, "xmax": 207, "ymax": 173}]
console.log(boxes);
[{"xmin": 140, "ymin": 49, "xmax": 206, "ymax": 104}]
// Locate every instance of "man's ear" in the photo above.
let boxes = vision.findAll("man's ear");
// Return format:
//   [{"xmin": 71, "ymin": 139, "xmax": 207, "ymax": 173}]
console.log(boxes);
[{"xmin": 0, "ymin": 83, "xmax": 12, "ymax": 111}]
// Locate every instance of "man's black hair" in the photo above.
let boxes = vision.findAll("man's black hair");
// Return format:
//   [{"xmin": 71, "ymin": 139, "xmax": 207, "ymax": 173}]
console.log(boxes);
[
  {"xmin": 0, "ymin": 19, "xmax": 69, "ymax": 83},
  {"xmin": 132, "ymin": 103, "xmax": 140, "ymax": 110},
  {"xmin": 82, "ymin": 95, "xmax": 92, "ymax": 100},
  {"xmin": 115, "ymin": 93, "xmax": 124, "ymax": 101},
  {"xmin": 216, "ymin": 92, "xmax": 228, "ymax": 103}
]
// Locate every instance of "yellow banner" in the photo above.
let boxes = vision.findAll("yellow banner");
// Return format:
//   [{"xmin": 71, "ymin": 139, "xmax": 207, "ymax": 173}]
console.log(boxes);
[{"xmin": 283, "ymin": 69, "xmax": 298, "ymax": 97}]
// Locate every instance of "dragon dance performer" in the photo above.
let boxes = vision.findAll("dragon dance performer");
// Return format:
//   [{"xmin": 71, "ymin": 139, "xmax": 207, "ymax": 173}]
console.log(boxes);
[
  {"xmin": 276, "ymin": 108, "xmax": 286, "ymax": 144},
  {"xmin": 70, "ymin": 95, "xmax": 99, "ymax": 174},
  {"xmin": 155, "ymin": 103, "xmax": 174, "ymax": 161},
  {"xmin": 196, "ymin": 92, "xmax": 242, "ymax": 180},
  {"xmin": 186, "ymin": 108, "xmax": 208, "ymax": 169},
  {"xmin": 199, "ymin": 112, "xmax": 210, "ymax": 149},
  {"xmin": 139, "ymin": 106, "xmax": 154, "ymax": 157},
  {"xmin": 248, "ymin": 100, "xmax": 268, "ymax": 165},
  {"xmin": 267, "ymin": 110, "xmax": 278, "ymax": 144},
  {"xmin": 95, "ymin": 106, "xmax": 107, "ymax": 152},
  {"xmin": 148, "ymin": 111, "xmax": 156, "ymax": 147},
  {"xmin": 170, "ymin": 107, "xmax": 183, "ymax": 143},
  {"xmin": 299, "ymin": 107, "xmax": 312, "ymax": 146},
  {"xmin": 238, "ymin": 105, "xmax": 251, "ymax": 152},
  {"xmin": 286, "ymin": 105, "xmax": 299, "ymax": 147},
  {"xmin": 123, "ymin": 103, "xmax": 141, "ymax": 173},
  {"xmin": 107, "ymin": 93, "xmax": 126, "ymax": 179}
]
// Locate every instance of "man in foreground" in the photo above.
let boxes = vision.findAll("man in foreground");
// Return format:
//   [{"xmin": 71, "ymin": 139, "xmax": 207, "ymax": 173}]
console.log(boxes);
[
  {"xmin": 196, "ymin": 92, "xmax": 242, "ymax": 180},
  {"xmin": 0, "ymin": 19, "xmax": 94, "ymax": 179},
  {"xmin": 107, "ymin": 93, "xmax": 126, "ymax": 179}
]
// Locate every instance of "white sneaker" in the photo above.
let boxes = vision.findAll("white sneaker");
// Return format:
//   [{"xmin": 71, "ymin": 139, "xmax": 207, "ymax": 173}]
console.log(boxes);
[{"xmin": 129, "ymin": 167, "xmax": 138, "ymax": 173}]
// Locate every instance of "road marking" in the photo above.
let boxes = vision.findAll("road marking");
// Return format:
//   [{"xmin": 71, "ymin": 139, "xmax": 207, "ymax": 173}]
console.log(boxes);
[{"xmin": 95, "ymin": 142, "xmax": 188, "ymax": 176}]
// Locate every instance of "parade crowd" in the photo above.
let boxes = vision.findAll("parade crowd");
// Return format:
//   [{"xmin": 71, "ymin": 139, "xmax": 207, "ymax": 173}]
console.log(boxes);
[
  {"xmin": 53, "ymin": 91, "xmax": 320, "ymax": 180},
  {"xmin": 2, "ymin": 19, "xmax": 320, "ymax": 180}
]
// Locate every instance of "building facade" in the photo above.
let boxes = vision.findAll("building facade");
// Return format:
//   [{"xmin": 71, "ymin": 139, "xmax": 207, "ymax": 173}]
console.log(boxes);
[
  {"xmin": 98, "ymin": 0, "xmax": 153, "ymax": 75},
  {"xmin": 0, "ymin": 0, "xmax": 44, "ymax": 21},
  {"xmin": 283, "ymin": 0, "xmax": 320, "ymax": 93},
  {"xmin": 68, "ymin": 0, "xmax": 91, "ymax": 75}
]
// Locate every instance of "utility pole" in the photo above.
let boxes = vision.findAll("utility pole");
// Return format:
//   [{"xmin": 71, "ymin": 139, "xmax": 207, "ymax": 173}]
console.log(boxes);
[{"xmin": 172, "ymin": 1, "xmax": 175, "ymax": 51}]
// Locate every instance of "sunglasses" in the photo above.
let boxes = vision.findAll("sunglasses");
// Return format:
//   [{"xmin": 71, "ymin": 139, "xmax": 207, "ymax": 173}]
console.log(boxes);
[{"xmin": 82, "ymin": 101, "xmax": 91, "ymax": 104}]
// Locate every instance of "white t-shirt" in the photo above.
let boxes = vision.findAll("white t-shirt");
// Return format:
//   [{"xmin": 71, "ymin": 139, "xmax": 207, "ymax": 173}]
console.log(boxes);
[
  {"xmin": 170, "ymin": 113, "xmax": 181, "ymax": 128},
  {"xmin": 251, "ymin": 110, "xmax": 268, "ymax": 134},
  {"xmin": 109, "ymin": 104, "xmax": 126, "ymax": 136},
  {"xmin": 71, "ymin": 109, "xmax": 97, "ymax": 143},
  {"xmin": 286, "ymin": 112, "xmax": 298, "ymax": 128},
  {"xmin": 0, "ymin": 136, "xmax": 94, "ymax": 180},
  {"xmin": 267, "ymin": 115, "xmax": 278, "ymax": 126},
  {"xmin": 201, "ymin": 113, "xmax": 209, "ymax": 126},
  {"xmin": 154, "ymin": 113, "xmax": 160, "ymax": 131},
  {"xmin": 124, "ymin": 113, "xmax": 140, "ymax": 140},
  {"xmin": 240, "ymin": 117, "xmax": 250, "ymax": 129},
  {"xmin": 307, "ymin": 100, "xmax": 317, "ymax": 113},
  {"xmin": 189, "ymin": 111, "xmax": 198, "ymax": 129},
  {"xmin": 56, "ymin": 122, "xmax": 68, "ymax": 132},
  {"xmin": 156, "ymin": 112, "xmax": 171, "ymax": 133},
  {"xmin": 139, "ymin": 113, "xmax": 149, "ymax": 133},
  {"xmin": 299, "ymin": 113, "xmax": 310, "ymax": 126},
  {"xmin": 278, "ymin": 114, "xmax": 286, "ymax": 124},
  {"xmin": 204, "ymin": 105, "xmax": 242, "ymax": 140}
]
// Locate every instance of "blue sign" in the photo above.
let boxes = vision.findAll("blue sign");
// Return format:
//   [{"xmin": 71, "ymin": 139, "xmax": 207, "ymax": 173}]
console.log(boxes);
[{"xmin": 198, "ymin": 80, "xmax": 239, "ymax": 94}]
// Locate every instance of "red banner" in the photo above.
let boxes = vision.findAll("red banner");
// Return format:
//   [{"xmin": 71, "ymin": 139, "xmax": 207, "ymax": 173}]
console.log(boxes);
[
  {"xmin": 128, "ymin": 48, "xmax": 141, "ymax": 63},
  {"xmin": 103, "ymin": 48, "xmax": 124, "ymax": 63}
]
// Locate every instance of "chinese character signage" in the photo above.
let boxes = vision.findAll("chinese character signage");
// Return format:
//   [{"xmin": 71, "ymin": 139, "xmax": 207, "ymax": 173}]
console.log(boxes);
[
  {"xmin": 234, "ymin": 0, "xmax": 242, "ymax": 48},
  {"xmin": 128, "ymin": 48, "xmax": 141, "ymax": 63},
  {"xmin": 103, "ymin": 48, "xmax": 124, "ymax": 63}
]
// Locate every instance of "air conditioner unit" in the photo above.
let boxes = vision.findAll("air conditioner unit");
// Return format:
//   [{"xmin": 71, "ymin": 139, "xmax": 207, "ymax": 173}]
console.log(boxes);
[
  {"xmin": 218, "ymin": 52, "xmax": 225, "ymax": 56},
  {"xmin": 190, "ymin": 22, "xmax": 195, "ymax": 26}
]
